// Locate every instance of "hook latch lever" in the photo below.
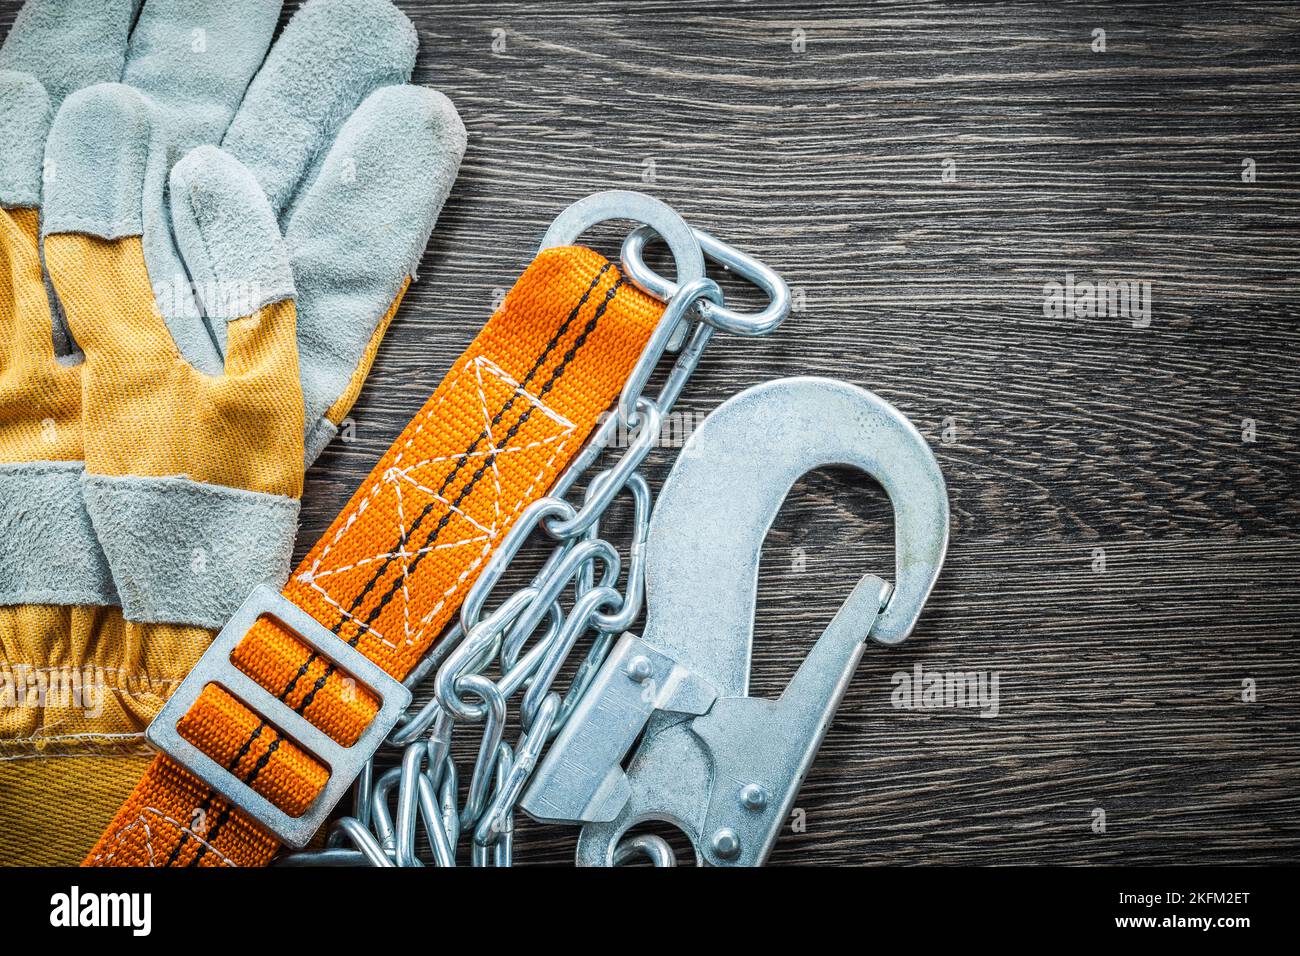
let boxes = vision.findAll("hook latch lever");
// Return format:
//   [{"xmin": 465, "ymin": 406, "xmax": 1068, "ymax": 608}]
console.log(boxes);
[
  {"xmin": 520, "ymin": 574, "xmax": 890, "ymax": 865},
  {"xmin": 520, "ymin": 636, "xmax": 716, "ymax": 826}
]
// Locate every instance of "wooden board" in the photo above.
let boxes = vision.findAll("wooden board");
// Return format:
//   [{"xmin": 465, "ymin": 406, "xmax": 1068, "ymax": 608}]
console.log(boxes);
[{"xmin": 330, "ymin": 0, "xmax": 1300, "ymax": 865}]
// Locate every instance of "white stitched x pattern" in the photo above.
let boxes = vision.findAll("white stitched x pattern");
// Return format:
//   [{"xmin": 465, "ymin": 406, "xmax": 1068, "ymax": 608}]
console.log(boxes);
[{"xmin": 296, "ymin": 356, "xmax": 577, "ymax": 651}]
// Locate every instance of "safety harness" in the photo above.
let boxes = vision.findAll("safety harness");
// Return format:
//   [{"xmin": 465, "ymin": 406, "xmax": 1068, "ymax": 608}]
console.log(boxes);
[
  {"xmin": 80, "ymin": 184, "xmax": 952, "ymax": 869},
  {"xmin": 85, "ymin": 244, "xmax": 661, "ymax": 866}
]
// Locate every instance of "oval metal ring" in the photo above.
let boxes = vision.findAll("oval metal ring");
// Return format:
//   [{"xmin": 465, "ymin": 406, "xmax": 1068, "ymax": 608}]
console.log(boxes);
[
  {"xmin": 539, "ymin": 191, "xmax": 705, "ymax": 288},
  {"xmin": 621, "ymin": 224, "xmax": 791, "ymax": 337},
  {"xmin": 540, "ymin": 191, "xmax": 706, "ymax": 352}
]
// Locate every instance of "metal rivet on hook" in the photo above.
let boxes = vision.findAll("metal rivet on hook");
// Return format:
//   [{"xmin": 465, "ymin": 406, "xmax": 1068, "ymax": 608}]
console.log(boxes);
[
  {"xmin": 711, "ymin": 828, "xmax": 741, "ymax": 860},
  {"xmin": 626, "ymin": 655, "xmax": 653, "ymax": 683}
]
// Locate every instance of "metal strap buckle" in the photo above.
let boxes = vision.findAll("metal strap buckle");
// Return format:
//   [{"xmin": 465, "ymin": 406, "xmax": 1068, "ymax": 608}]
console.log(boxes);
[{"xmin": 146, "ymin": 585, "xmax": 412, "ymax": 848}]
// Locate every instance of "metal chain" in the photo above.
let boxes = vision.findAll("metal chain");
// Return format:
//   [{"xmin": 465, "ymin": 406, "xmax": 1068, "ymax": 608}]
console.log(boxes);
[
  {"xmin": 279, "ymin": 277, "xmax": 726, "ymax": 868},
  {"xmin": 277, "ymin": 204, "xmax": 793, "ymax": 868}
]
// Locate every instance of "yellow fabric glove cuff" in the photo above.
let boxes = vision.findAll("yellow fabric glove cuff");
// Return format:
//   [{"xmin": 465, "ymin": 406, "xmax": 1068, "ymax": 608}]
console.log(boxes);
[{"xmin": 0, "ymin": 606, "xmax": 212, "ymax": 865}]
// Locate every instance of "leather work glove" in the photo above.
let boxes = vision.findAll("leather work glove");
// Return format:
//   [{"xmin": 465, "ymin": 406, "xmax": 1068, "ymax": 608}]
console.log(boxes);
[{"xmin": 0, "ymin": 0, "xmax": 465, "ymax": 865}]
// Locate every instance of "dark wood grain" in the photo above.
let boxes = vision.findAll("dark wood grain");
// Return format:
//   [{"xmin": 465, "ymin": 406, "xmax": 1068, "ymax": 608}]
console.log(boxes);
[
  {"xmin": 352, "ymin": 0, "xmax": 1300, "ymax": 866},
  {"xmin": 4, "ymin": 0, "xmax": 1296, "ymax": 865}
]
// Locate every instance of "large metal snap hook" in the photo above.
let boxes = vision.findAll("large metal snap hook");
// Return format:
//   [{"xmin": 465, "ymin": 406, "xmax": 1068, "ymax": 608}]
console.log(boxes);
[
  {"xmin": 518, "ymin": 376, "xmax": 950, "ymax": 865},
  {"xmin": 641, "ymin": 375, "xmax": 949, "ymax": 679}
]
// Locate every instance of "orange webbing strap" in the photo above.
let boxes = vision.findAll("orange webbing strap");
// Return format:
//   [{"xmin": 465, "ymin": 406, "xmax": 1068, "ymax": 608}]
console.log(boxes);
[{"xmin": 83, "ymin": 246, "xmax": 661, "ymax": 867}]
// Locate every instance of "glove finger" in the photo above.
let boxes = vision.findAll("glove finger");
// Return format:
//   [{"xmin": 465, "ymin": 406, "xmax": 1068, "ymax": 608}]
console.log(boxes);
[
  {"xmin": 122, "ymin": 0, "xmax": 284, "ymax": 151},
  {"xmin": 222, "ymin": 0, "xmax": 418, "ymax": 221},
  {"xmin": 169, "ymin": 145, "xmax": 297, "ymax": 375},
  {"xmin": 0, "ymin": 72, "xmax": 81, "ymax": 359},
  {"xmin": 168, "ymin": 145, "xmax": 304, "ymax": 483},
  {"xmin": 283, "ymin": 84, "xmax": 465, "ymax": 463},
  {"xmin": 0, "ymin": 206, "xmax": 50, "ymax": 362},
  {"xmin": 0, "ymin": 70, "xmax": 50, "ymax": 209},
  {"xmin": 42, "ymin": 82, "xmax": 223, "ymax": 374},
  {"xmin": 0, "ymin": 0, "xmax": 139, "ymax": 108},
  {"xmin": 123, "ymin": 0, "xmax": 285, "ymax": 374}
]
